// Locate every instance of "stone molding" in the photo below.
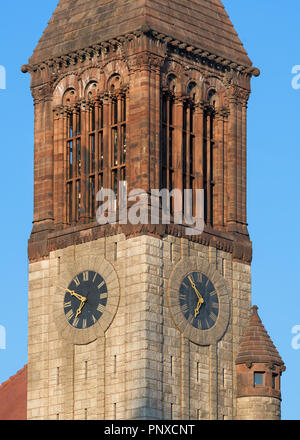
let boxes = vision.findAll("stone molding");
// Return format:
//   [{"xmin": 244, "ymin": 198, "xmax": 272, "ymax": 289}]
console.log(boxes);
[{"xmin": 21, "ymin": 27, "xmax": 260, "ymax": 81}]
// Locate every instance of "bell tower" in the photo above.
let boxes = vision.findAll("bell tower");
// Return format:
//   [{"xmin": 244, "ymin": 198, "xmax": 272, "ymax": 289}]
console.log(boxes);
[{"xmin": 22, "ymin": 0, "xmax": 284, "ymax": 420}]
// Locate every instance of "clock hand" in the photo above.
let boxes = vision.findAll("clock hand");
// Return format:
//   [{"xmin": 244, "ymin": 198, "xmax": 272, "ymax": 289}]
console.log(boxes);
[
  {"xmin": 65, "ymin": 288, "xmax": 87, "ymax": 303},
  {"xmin": 187, "ymin": 275, "xmax": 205, "ymax": 318},
  {"xmin": 188, "ymin": 276, "xmax": 204, "ymax": 302},
  {"xmin": 75, "ymin": 300, "xmax": 86, "ymax": 319},
  {"xmin": 194, "ymin": 299, "xmax": 204, "ymax": 318}
]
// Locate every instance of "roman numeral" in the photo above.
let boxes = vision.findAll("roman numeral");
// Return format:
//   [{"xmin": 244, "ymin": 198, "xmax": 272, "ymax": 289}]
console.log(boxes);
[
  {"xmin": 209, "ymin": 311, "xmax": 217, "ymax": 322},
  {"xmin": 73, "ymin": 276, "xmax": 80, "ymax": 287},
  {"xmin": 64, "ymin": 301, "xmax": 72, "ymax": 309},
  {"xmin": 182, "ymin": 281, "xmax": 189, "ymax": 290},
  {"xmin": 197, "ymin": 319, "xmax": 202, "ymax": 330},
  {"xmin": 181, "ymin": 304, "xmax": 188, "ymax": 314},
  {"xmin": 83, "ymin": 271, "xmax": 89, "ymax": 281},
  {"xmin": 82, "ymin": 319, "xmax": 87, "ymax": 329},
  {"xmin": 92, "ymin": 273, "xmax": 98, "ymax": 283},
  {"xmin": 196, "ymin": 272, "xmax": 202, "ymax": 283},
  {"xmin": 92, "ymin": 315, "xmax": 97, "ymax": 324},
  {"xmin": 73, "ymin": 317, "xmax": 79, "ymax": 328},
  {"xmin": 65, "ymin": 310, "xmax": 74, "ymax": 321},
  {"xmin": 100, "ymin": 292, "xmax": 108, "ymax": 300},
  {"xmin": 179, "ymin": 293, "xmax": 186, "ymax": 301},
  {"xmin": 97, "ymin": 280, "xmax": 105, "ymax": 290},
  {"xmin": 97, "ymin": 304, "xmax": 105, "ymax": 313}
]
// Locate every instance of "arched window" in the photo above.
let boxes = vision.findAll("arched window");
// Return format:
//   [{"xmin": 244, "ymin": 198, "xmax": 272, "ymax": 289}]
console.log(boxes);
[
  {"xmin": 62, "ymin": 77, "xmax": 127, "ymax": 225},
  {"xmin": 88, "ymin": 99, "xmax": 104, "ymax": 220},
  {"xmin": 203, "ymin": 89, "xmax": 216, "ymax": 226},
  {"xmin": 161, "ymin": 75, "xmax": 176, "ymax": 198},
  {"xmin": 182, "ymin": 83, "xmax": 196, "ymax": 214},
  {"xmin": 65, "ymin": 90, "xmax": 82, "ymax": 224}
]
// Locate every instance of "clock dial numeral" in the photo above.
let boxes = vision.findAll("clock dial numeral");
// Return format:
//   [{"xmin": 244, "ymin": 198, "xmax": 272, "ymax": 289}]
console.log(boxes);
[
  {"xmin": 100, "ymin": 292, "xmax": 108, "ymax": 300},
  {"xmin": 82, "ymin": 319, "xmax": 87, "ymax": 329},
  {"xmin": 83, "ymin": 271, "xmax": 89, "ymax": 282},
  {"xmin": 98, "ymin": 280, "xmax": 105, "ymax": 290},
  {"xmin": 65, "ymin": 309, "xmax": 74, "ymax": 321},
  {"xmin": 181, "ymin": 304, "xmax": 188, "ymax": 314},
  {"xmin": 92, "ymin": 273, "xmax": 98, "ymax": 283},
  {"xmin": 195, "ymin": 272, "xmax": 202, "ymax": 283},
  {"xmin": 73, "ymin": 276, "xmax": 80, "ymax": 287},
  {"xmin": 64, "ymin": 301, "xmax": 72, "ymax": 309},
  {"xmin": 209, "ymin": 311, "xmax": 217, "ymax": 322},
  {"xmin": 73, "ymin": 317, "xmax": 79, "ymax": 328},
  {"xmin": 97, "ymin": 303, "xmax": 105, "ymax": 313}
]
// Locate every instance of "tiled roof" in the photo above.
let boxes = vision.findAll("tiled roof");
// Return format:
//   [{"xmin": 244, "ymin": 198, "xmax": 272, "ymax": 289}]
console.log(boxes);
[
  {"xmin": 0, "ymin": 365, "xmax": 27, "ymax": 420},
  {"xmin": 236, "ymin": 306, "xmax": 285, "ymax": 367},
  {"xmin": 29, "ymin": 0, "xmax": 252, "ymax": 67}
]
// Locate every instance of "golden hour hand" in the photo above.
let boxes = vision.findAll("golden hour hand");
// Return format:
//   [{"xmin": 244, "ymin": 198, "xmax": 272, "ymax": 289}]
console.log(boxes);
[
  {"xmin": 65, "ymin": 288, "xmax": 87, "ymax": 303},
  {"xmin": 188, "ymin": 275, "xmax": 204, "ymax": 318}
]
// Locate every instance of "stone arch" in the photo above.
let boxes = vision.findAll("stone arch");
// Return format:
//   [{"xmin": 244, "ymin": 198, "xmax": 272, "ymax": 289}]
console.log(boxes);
[
  {"xmin": 102, "ymin": 59, "xmax": 129, "ymax": 91},
  {"xmin": 81, "ymin": 67, "xmax": 104, "ymax": 98},
  {"xmin": 204, "ymin": 76, "xmax": 227, "ymax": 109},
  {"xmin": 53, "ymin": 74, "xmax": 80, "ymax": 107}
]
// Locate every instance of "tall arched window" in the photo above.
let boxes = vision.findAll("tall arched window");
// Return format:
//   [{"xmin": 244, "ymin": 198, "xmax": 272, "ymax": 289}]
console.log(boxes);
[
  {"xmin": 110, "ymin": 92, "xmax": 127, "ymax": 200},
  {"xmin": 62, "ymin": 77, "xmax": 127, "ymax": 225},
  {"xmin": 203, "ymin": 90, "xmax": 216, "ymax": 226},
  {"xmin": 161, "ymin": 75, "xmax": 176, "ymax": 198},
  {"xmin": 66, "ymin": 101, "xmax": 82, "ymax": 224},
  {"xmin": 88, "ymin": 99, "xmax": 104, "ymax": 220},
  {"xmin": 182, "ymin": 83, "xmax": 196, "ymax": 214}
]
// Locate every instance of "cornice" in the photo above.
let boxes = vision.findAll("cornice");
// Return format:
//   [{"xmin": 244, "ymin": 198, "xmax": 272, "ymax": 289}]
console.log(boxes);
[{"xmin": 21, "ymin": 27, "xmax": 260, "ymax": 80}]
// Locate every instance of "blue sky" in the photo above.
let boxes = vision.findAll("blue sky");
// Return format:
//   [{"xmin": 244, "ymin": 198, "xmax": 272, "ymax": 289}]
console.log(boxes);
[{"xmin": 0, "ymin": 0, "xmax": 299, "ymax": 420}]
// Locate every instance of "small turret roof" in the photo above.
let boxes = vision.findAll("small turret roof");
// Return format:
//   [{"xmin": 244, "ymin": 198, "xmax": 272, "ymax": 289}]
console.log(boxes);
[{"xmin": 236, "ymin": 306, "xmax": 285, "ymax": 367}]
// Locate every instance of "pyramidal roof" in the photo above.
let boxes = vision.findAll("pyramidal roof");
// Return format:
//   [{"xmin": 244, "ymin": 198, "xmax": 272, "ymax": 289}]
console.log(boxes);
[
  {"xmin": 29, "ymin": 0, "xmax": 252, "ymax": 67},
  {"xmin": 236, "ymin": 306, "xmax": 285, "ymax": 367}
]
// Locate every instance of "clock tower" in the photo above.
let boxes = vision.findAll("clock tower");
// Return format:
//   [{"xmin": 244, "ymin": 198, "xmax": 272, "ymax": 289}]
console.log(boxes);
[{"xmin": 22, "ymin": 0, "xmax": 285, "ymax": 420}]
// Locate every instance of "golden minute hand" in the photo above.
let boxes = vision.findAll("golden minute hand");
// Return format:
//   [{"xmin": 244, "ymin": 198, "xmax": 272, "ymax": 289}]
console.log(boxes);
[
  {"xmin": 188, "ymin": 276, "xmax": 204, "ymax": 318},
  {"xmin": 188, "ymin": 276, "xmax": 204, "ymax": 302}
]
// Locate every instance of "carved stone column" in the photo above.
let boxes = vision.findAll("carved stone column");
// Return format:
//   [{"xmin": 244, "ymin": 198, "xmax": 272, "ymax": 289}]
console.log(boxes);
[{"xmin": 29, "ymin": 82, "xmax": 54, "ymax": 260}]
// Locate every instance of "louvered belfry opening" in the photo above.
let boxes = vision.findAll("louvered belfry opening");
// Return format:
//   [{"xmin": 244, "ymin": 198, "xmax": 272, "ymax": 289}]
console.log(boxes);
[{"xmin": 23, "ymin": 0, "xmax": 259, "ymax": 261}]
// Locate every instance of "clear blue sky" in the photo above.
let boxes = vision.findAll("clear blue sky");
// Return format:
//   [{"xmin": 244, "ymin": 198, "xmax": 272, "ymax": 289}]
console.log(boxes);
[{"xmin": 0, "ymin": 0, "xmax": 299, "ymax": 420}]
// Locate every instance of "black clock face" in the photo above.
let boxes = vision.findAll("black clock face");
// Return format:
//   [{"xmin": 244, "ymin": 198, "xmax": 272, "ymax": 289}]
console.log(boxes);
[
  {"xmin": 179, "ymin": 271, "xmax": 219, "ymax": 330},
  {"xmin": 64, "ymin": 271, "xmax": 108, "ymax": 329}
]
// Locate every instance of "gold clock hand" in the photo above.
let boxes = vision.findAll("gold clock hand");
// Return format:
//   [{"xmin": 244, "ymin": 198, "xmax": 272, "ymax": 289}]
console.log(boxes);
[
  {"xmin": 187, "ymin": 275, "xmax": 205, "ymax": 318},
  {"xmin": 188, "ymin": 276, "xmax": 204, "ymax": 302},
  {"xmin": 194, "ymin": 298, "xmax": 204, "ymax": 318},
  {"xmin": 65, "ymin": 288, "xmax": 87, "ymax": 303},
  {"xmin": 75, "ymin": 300, "xmax": 86, "ymax": 319}
]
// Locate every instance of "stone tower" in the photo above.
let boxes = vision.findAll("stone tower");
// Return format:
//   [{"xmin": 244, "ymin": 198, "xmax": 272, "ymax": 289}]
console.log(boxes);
[
  {"xmin": 22, "ymin": 0, "xmax": 284, "ymax": 420},
  {"xmin": 236, "ymin": 306, "xmax": 285, "ymax": 420}
]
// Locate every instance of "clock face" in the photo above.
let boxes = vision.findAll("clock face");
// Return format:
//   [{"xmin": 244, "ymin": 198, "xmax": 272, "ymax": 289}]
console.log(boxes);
[
  {"xmin": 64, "ymin": 271, "xmax": 108, "ymax": 329},
  {"xmin": 179, "ymin": 271, "xmax": 219, "ymax": 330}
]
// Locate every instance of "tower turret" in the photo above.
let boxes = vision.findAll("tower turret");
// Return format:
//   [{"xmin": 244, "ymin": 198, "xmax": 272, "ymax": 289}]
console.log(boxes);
[{"xmin": 235, "ymin": 306, "xmax": 285, "ymax": 420}]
